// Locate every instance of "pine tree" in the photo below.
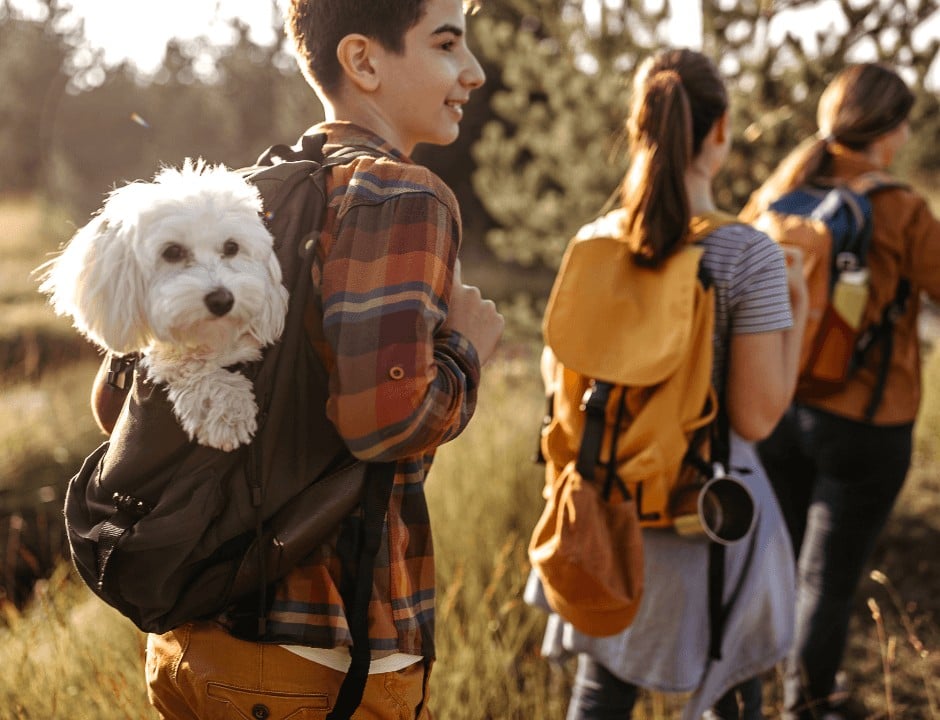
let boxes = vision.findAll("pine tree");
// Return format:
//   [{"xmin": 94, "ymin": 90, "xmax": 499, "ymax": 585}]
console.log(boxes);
[
  {"xmin": 472, "ymin": 0, "xmax": 940, "ymax": 271},
  {"xmin": 470, "ymin": 1, "xmax": 671, "ymax": 268},
  {"xmin": 711, "ymin": 0, "xmax": 940, "ymax": 210}
]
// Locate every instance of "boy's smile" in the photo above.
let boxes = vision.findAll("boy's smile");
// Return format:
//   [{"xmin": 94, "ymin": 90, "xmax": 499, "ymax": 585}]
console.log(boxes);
[{"xmin": 369, "ymin": 0, "xmax": 485, "ymax": 155}]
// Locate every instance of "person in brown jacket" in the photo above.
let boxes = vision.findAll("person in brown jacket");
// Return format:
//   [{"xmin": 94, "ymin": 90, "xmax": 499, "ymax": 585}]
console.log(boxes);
[{"xmin": 742, "ymin": 63, "xmax": 940, "ymax": 720}]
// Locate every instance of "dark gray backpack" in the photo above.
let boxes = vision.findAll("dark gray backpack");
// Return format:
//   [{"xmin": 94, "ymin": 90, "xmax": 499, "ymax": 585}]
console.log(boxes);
[{"xmin": 64, "ymin": 132, "xmax": 393, "ymax": 719}]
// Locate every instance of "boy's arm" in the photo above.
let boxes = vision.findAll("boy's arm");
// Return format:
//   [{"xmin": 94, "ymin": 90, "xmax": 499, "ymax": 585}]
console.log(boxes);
[{"xmin": 321, "ymin": 189, "xmax": 487, "ymax": 462}]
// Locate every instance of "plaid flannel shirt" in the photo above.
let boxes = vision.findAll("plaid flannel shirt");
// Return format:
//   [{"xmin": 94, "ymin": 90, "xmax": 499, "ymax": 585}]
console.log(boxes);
[{"xmin": 263, "ymin": 122, "xmax": 480, "ymax": 657}]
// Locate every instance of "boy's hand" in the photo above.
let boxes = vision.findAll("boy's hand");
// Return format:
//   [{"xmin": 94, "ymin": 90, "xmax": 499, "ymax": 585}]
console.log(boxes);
[{"xmin": 445, "ymin": 260, "xmax": 504, "ymax": 366}]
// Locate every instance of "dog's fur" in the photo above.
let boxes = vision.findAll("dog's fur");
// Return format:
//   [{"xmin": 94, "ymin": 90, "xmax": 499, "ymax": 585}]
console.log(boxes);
[{"xmin": 38, "ymin": 159, "xmax": 289, "ymax": 451}]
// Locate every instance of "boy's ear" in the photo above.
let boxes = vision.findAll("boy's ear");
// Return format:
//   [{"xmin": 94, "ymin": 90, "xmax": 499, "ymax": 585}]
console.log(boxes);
[
  {"xmin": 336, "ymin": 34, "xmax": 380, "ymax": 93},
  {"xmin": 714, "ymin": 112, "xmax": 728, "ymax": 144}
]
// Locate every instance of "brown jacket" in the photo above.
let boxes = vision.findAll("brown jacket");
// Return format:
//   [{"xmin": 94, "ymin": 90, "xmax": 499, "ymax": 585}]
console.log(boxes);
[{"xmin": 799, "ymin": 144, "xmax": 940, "ymax": 424}]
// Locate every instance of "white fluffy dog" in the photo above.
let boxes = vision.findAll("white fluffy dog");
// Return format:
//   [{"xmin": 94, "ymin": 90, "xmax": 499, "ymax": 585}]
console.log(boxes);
[{"xmin": 38, "ymin": 159, "xmax": 289, "ymax": 451}]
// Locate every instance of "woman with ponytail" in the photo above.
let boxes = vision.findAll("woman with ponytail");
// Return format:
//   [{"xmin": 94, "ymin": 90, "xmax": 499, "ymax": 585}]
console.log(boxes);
[
  {"xmin": 744, "ymin": 63, "xmax": 940, "ymax": 720},
  {"xmin": 526, "ymin": 48, "xmax": 808, "ymax": 720}
]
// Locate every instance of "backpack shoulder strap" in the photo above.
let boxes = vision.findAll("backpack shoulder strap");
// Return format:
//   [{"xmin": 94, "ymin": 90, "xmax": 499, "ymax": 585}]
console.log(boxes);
[
  {"xmin": 689, "ymin": 211, "xmax": 740, "ymax": 242},
  {"xmin": 245, "ymin": 135, "xmax": 392, "ymax": 712}
]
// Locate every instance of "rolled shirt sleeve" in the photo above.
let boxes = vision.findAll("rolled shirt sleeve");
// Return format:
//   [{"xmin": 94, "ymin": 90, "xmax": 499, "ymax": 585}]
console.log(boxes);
[{"xmin": 319, "ymin": 179, "xmax": 480, "ymax": 462}]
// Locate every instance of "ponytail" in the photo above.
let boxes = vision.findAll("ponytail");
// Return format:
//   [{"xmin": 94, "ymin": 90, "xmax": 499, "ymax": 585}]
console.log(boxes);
[
  {"xmin": 621, "ymin": 70, "xmax": 693, "ymax": 266},
  {"xmin": 742, "ymin": 63, "xmax": 914, "ymax": 221},
  {"xmin": 620, "ymin": 50, "xmax": 728, "ymax": 267}
]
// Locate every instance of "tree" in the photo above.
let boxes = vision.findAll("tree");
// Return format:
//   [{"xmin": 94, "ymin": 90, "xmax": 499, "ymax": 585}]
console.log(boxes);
[
  {"xmin": 708, "ymin": 0, "xmax": 940, "ymax": 210},
  {"xmin": 0, "ymin": 0, "xmax": 74, "ymax": 194},
  {"xmin": 472, "ymin": 0, "xmax": 940, "ymax": 272},
  {"xmin": 35, "ymin": 5, "xmax": 324, "ymax": 221},
  {"xmin": 469, "ymin": 1, "xmax": 674, "ymax": 268}
]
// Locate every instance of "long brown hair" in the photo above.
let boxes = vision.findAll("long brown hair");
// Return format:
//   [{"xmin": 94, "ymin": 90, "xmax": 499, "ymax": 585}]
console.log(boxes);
[
  {"xmin": 621, "ymin": 49, "xmax": 728, "ymax": 267},
  {"xmin": 741, "ymin": 63, "xmax": 914, "ymax": 220}
]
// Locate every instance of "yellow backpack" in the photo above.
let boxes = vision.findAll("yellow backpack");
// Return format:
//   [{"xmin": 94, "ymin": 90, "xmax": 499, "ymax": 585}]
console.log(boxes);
[{"xmin": 529, "ymin": 210, "xmax": 740, "ymax": 637}]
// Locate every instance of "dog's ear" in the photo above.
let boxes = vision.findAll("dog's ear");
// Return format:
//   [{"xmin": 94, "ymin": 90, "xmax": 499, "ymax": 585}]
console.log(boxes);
[
  {"xmin": 38, "ymin": 206, "xmax": 151, "ymax": 354},
  {"xmin": 249, "ymin": 247, "xmax": 289, "ymax": 347}
]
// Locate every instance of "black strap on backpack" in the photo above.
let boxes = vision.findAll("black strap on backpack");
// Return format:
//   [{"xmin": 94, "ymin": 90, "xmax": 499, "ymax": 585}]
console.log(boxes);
[
  {"xmin": 706, "ymin": 404, "xmax": 731, "ymax": 661},
  {"xmin": 855, "ymin": 278, "xmax": 911, "ymax": 421},
  {"xmin": 575, "ymin": 380, "xmax": 632, "ymax": 503},
  {"xmin": 250, "ymin": 136, "xmax": 401, "ymax": 718},
  {"xmin": 831, "ymin": 173, "xmax": 909, "ymax": 421},
  {"xmin": 700, "ymin": 246, "xmax": 730, "ymax": 660},
  {"xmin": 575, "ymin": 381, "xmax": 612, "ymax": 482},
  {"xmin": 328, "ymin": 461, "xmax": 396, "ymax": 720}
]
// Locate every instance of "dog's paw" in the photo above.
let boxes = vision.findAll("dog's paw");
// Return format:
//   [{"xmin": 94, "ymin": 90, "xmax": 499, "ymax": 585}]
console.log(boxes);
[{"xmin": 173, "ymin": 371, "xmax": 259, "ymax": 451}]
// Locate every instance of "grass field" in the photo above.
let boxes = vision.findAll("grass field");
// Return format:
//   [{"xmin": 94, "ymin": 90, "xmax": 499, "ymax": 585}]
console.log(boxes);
[{"xmin": 0, "ymin": 194, "xmax": 938, "ymax": 719}]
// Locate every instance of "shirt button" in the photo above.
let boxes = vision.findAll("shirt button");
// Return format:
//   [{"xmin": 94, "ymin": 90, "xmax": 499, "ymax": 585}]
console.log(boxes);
[
  {"xmin": 388, "ymin": 366, "xmax": 405, "ymax": 380},
  {"xmin": 251, "ymin": 705, "xmax": 270, "ymax": 720}
]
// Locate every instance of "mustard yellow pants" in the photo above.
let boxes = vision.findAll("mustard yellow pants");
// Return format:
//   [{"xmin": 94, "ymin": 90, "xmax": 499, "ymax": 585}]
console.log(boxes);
[{"xmin": 146, "ymin": 622, "xmax": 432, "ymax": 720}]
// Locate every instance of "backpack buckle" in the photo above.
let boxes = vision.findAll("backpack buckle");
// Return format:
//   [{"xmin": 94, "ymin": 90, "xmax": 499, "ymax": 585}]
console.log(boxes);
[
  {"xmin": 106, "ymin": 354, "xmax": 137, "ymax": 390},
  {"xmin": 580, "ymin": 381, "xmax": 612, "ymax": 414},
  {"xmin": 835, "ymin": 252, "xmax": 860, "ymax": 272},
  {"xmin": 112, "ymin": 492, "xmax": 153, "ymax": 518}
]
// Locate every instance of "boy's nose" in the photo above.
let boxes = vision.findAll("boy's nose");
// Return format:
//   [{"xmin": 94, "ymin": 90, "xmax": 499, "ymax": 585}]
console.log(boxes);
[{"xmin": 462, "ymin": 51, "xmax": 486, "ymax": 90}]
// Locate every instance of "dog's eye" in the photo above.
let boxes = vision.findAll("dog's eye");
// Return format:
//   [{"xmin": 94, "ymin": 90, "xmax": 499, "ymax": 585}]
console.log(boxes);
[
  {"xmin": 162, "ymin": 244, "xmax": 186, "ymax": 263},
  {"xmin": 222, "ymin": 240, "xmax": 239, "ymax": 257}
]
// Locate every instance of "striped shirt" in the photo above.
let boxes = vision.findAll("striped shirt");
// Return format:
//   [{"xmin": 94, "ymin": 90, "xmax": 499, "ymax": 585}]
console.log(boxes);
[
  {"xmin": 697, "ymin": 221, "xmax": 793, "ymax": 394},
  {"xmin": 262, "ymin": 122, "xmax": 480, "ymax": 657}
]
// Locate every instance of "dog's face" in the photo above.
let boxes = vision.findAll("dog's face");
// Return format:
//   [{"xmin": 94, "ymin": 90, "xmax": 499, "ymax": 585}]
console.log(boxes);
[{"xmin": 39, "ymin": 160, "xmax": 288, "ymax": 355}]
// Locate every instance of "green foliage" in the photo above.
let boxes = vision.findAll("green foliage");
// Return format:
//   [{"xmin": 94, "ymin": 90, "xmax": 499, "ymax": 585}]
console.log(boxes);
[
  {"xmin": 46, "ymin": 29, "xmax": 325, "ymax": 221},
  {"xmin": 708, "ymin": 0, "xmax": 940, "ymax": 208},
  {"xmin": 472, "ymin": 0, "xmax": 940, "ymax": 271},
  {"xmin": 471, "ymin": 2, "xmax": 671, "ymax": 268},
  {"xmin": 0, "ymin": 0, "xmax": 324, "ymax": 223}
]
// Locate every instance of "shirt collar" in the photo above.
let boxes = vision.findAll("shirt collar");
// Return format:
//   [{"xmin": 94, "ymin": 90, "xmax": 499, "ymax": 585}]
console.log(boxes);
[
  {"xmin": 826, "ymin": 142, "xmax": 881, "ymax": 178},
  {"xmin": 309, "ymin": 121, "xmax": 412, "ymax": 164}
]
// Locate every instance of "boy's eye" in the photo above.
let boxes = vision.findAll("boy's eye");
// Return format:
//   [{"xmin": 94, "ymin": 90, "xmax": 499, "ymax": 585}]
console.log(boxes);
[
  {"xmin": 440, "ymin": 38, "xmax": 456, "ymax": 51},
  {"xmin": 162, "ymin": 243, "xmax": 186, "ymax": 263},
  {"xmin": 222, "ymin": 239, "xmax": 239, "ymax": 257}
]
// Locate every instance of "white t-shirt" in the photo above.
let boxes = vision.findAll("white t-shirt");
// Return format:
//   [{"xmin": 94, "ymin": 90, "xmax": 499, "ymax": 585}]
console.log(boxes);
[{"xmin": 282, "ymin": 645, "xmax": 423, "ymax": 674}]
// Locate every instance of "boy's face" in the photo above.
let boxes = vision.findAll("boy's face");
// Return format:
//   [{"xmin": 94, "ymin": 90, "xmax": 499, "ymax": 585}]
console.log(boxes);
[{"xmin": 371, "ymin": 0, "xmax": 485, "ymax": 154}]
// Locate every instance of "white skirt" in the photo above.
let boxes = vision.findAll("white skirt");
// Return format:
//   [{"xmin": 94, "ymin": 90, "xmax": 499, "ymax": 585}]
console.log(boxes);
[{"xmin": 525, "ymin": 433, "xmax": 795, "ymax": 720}]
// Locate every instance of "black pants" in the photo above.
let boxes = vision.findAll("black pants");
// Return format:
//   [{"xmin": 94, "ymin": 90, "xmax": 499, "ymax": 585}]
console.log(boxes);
[
  {"xmin": 566, "ymin": 654, "xmax": 764, "ymax": 719},
  {"xmin": 758, "ymin": 404, "xmax": 912, "ymax": 720}
]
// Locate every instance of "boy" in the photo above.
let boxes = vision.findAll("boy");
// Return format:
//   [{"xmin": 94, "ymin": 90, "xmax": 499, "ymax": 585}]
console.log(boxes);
[{"xmin": 137, "ymin": 1, "xmax": 502, "ymax": 718}]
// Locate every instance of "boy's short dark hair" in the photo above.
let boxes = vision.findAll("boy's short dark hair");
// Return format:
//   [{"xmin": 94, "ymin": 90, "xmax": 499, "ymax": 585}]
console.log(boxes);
[{"xmin": 286, "ymin": 0, "xmax": 480, "ymax": 97}]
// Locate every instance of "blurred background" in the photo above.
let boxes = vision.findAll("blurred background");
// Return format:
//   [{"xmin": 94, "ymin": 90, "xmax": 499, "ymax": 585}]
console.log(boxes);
[{"xmin": 1, "ymin": 1, "xmax": 939, "ymax": 717}]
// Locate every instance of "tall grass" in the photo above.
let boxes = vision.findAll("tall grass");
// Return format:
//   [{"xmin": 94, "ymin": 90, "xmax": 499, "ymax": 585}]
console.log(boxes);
[
  {"xmin": 0, "ymin": 193, "xmax": 938, "ymax": 718},
  {"xmin": 1, "ymin": 351, "xmax": 939, "ymax": 718},
  {"xmin": 425, "ymin": 354, "xmax": 571, "ymax": 719},
  {"xmin": 1, "ymin": 360, "xmax": 102, "ymax": 488},
  {"xmin": 0, "ymin": 565, "xmax": 152, "ymax": 719}
]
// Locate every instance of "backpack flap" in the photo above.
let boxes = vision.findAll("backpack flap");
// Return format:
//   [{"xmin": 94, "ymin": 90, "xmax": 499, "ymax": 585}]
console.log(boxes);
[{"xmin": 544, "ymin": 233, "xmax": 705, "ymax": 387}]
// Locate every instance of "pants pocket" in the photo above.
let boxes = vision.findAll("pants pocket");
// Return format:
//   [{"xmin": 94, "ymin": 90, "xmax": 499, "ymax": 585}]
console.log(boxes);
[{"xmin": 206, "ymin": 682, "xmax": 330, "ymax": 720}]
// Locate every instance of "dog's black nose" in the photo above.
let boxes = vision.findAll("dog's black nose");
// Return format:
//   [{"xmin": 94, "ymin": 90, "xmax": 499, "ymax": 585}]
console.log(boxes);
[{"xmin": 204, "ymin": 288, "xmax": 235, "ymax": 317}]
